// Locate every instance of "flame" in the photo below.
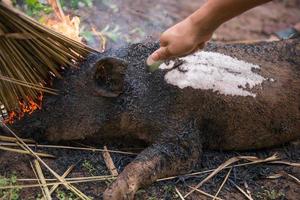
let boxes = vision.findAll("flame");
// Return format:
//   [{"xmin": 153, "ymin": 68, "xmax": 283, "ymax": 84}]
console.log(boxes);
[
  {"xmin": 44, "ymin": 0, "xmax": 82, "ymax": 42},
  {"xmin": 2, "ymin": 2, "xmax": 85, "ymax": 124},
  {"xmin": 5, "ymin": 111, "xmax": 16, "ymax": 124},
  {"xmin": 92, "ymin": 26, "xmax": 106, "ymax": 52},
  {"xmin": 4, "ymin": 93, "xmax": 43, "ymax": 124},
  {"xmin": 44, "ymin": 15, "xmax": 82, "ymax": 42}
]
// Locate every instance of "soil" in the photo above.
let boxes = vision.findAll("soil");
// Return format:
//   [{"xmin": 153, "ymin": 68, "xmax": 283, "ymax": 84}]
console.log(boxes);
[
  {"xmin": 0, "ymin": 140, "xmax": 299, "ymax": 199},
  {"xmin": 1, "ymin": 0, "xmax": 300, "ymax": 200},
  {"xmin": 71, "ymin": 0, "xmax": 300, "ymax": 49}
]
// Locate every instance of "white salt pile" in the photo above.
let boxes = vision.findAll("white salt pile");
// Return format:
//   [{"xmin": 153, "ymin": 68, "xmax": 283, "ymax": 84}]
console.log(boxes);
[{"xmin": 160, "ymin": 51, "xmax": 266, "ymax": 97}]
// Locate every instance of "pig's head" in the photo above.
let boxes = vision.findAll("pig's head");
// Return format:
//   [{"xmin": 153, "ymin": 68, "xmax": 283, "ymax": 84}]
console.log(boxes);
[{"xmin": 13, "ymin": 57, "xmax": 129, "ymax": 142}]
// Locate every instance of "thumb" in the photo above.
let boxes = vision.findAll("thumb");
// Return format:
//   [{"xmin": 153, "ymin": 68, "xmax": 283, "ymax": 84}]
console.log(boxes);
[{"xmin": 150, "ymin": 47, "xmax": 171, "ymax": 61}]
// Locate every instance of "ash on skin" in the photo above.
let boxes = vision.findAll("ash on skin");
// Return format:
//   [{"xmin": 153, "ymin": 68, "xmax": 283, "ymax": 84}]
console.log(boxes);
[{"xmin": 160, "ymin": 51, "xmax": 269, "ymax": 97}]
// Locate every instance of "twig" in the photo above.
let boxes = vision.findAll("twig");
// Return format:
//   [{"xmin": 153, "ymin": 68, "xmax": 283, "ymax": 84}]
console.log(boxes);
[
  {"xmin": 0, "ymin": 145, "xmax": 55, "ymax": 158},
  {"xmin": 0, "ymin": 142, "xmax": 138, "ymax": 155},
  {"xmin": 231, "ymin": 180, "xmax": 253, "ymax": 200},
  {"xmin": 213, "ymin": 167, "xmax": 232, "ymax": 200},
  {"xmin": 0, "ymin": 176, "xmax": 116, "ymax": 190},
  {"xmin": 0, "ymin": 122, "xmax": 91, "ymax": 200},
  {"xmin": 244, "ymin": 181, "xmax": 252, "ymax": 199},
  {"xmin": 102, "ymin": 146, "xmax": 118, "ymax": 176},
  {"xmin": 187, "ymin": 186, "xmax": 223, "ymax": 200},
  {"xmin": 184, "ymin": 154, "xmax": 278, "ymax": 198},
  {"xmin": 34, "ymin": 160, "xmax": 51, "ymax": 200},
  {"xmin": 0, "ymin": 135, "xmax": 34, "ymax": 143},
  {"xmin": 267, "ymin": 172, "xmax": 300, "ymax": 184},
  {"xmin": 159, "ymin": 154, "xmax": 279, "ymax": 182},
  {"xmin": 175, "ymin": 187, "xmax": 185, "ymax": 200},
  {"xmin": 49, "ymin": 165, "xmax": 75, "ymax": 194},
  {"xmin": 17, "ymin": 175, "xmax": 115, "ymax": 182},
  {"xmin": 270, "ymin": 161, "xmax": 300, "ymax": 167},
  {"xmin": 287, "ymin": 173, "xmax": 300, "ymax": 184},
  {"xmin": 30, "ymin": 161, "xmax": 47, "ymax": 200}
]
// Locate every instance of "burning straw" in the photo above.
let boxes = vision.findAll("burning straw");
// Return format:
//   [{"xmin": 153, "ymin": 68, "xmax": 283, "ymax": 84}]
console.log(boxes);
[{"xmin": 0, "ymin": 2, "xmax": 95, "ymax": 115}]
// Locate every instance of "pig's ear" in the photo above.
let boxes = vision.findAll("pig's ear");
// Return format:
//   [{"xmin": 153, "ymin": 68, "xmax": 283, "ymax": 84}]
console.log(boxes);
[{"xmin": 93, "ymin": 57, "xmax": 127, "ymax": 97}]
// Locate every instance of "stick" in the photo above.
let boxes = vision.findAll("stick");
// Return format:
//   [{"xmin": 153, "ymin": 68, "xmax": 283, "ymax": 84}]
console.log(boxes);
[
  {"xmin": 244, "ymin": 181, "xmax": 252, "ymax": 199},
  {"xmin": 231, "ymin": 181, "xmax": 253, "ymax": 200},
  {"xmin": 18, "ymin": 175, "xmax": 115, "ymax": 182},
  {"xmin": 187, "ymin": 186, "xmax": 223, "ymax": 200},
  {"xmin": 0, "ymin": 142, "xmax": 138, "ymax": 155},
  {"xmin": 49, "ymin": 165, "xmax": 75, "ymax": 194},
  {"xmin": 0, "ymin": 135, "xmax": 34, "ymax": 143},
  {"xmin": 102, "ymin": 146, "xmax": 118, "ymax": 176},
  {"xmin": 159, "ymin": 154, "xmax": 279, "ymax": 182},
  {"xmin": 30, "ymin": 162, "xmax": 46, "ymax": 198},
  {"xmin": 213, "ymin": 167, "xmax": 232, "ymax": 200},
  {"xmin": 34, "ymin": 160, "xmax": 52, "ymax": 200},
  {"xmin": 30, "ymin": 161, "xmax": 47, "ymax": 200},
  {"xmin": 0, "ymin": 145, "xmax": 55, "ymax": 158},
  {"xmin": 267, "ymin": 172, "xmax": 300, "ymax": 184},
  {"xmin": 184, "ymin": 156, "xmax": 240, "ymax": 198},
  {"xmin": 270, "ymin": 161, "xmax": 300, "ymax": 167},
  {"xmin": 0, "ymin": 177, "xmax": 117, "ymax": 190},
  {"xmin": 175, "ymin": 187, "xmax": 185, "ymax": 200},
  {"xmin": 184, "ymin": 154, "xmax": 278, "ymax": 198},
  {"xmin": 0, "ymin": 122, "xmax": 91, "ymax": 200},
  {"xmin": 287, "ymin": 173, "xmax": 300, "ymax": 184}
]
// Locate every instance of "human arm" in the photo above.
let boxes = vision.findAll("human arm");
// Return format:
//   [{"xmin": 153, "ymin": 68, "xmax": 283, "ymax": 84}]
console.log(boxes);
[{"xmin": 148, "ymin": 0, "xmax": 272, "ymax": 63}]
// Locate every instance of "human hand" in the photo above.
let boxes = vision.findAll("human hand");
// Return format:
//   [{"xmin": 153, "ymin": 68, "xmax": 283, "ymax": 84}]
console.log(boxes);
[{"xmin": 149, "ymin": 17, "xmax": 213, "ymax": 62}]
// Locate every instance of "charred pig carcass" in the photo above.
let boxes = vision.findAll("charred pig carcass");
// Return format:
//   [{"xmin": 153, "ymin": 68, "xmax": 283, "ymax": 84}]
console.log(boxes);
[{"xmin": 11, "ymin": 39, "xmax": 300, "ymax": 199}]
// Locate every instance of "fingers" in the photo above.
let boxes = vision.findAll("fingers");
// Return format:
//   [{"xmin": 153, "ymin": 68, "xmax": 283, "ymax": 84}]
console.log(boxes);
[
  {"xmin": 149, "ymin": 32, "xmax": 171, "ymax": 61},
  {"xmin": 150, "ymin": 46, "xmax": 171, "ymax": 61},
  {"xmin": 150, "ymin": 40, "xmax": 206, "ymax": 62},
  {"xmin": 178, "ymin": 42, "xmax": 207, "ymax": 57},
  {"xmin": 159, "ymin": 32, "xmax": 169, "ymax": 47}
]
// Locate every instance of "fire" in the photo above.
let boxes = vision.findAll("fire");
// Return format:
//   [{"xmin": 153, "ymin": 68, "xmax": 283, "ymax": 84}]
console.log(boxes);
[
  {"xmin": 44, "ymin": 0, "xmax": 82, "ymax": 42},
  {"xmin": 4, "ymin": 93, "xmax": 43, "ymax": 124},
  {"xmin": 45, "ymin": 15, "xmax": 82, "ymax": 42},
  {"xmin": 2, "ymin": 1, "xmax": 87, "ymax": 124},
  {"xmin": 5, "ymin": 111, "xmax": 16, "ymax": 124},
  {"xmin": 2, "ymin": 2, "xmax": 83, "ymax": 124}
]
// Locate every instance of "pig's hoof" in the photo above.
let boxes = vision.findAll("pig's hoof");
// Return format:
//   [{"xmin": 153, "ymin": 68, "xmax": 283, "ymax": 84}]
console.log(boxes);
[{"xmin": 103, "ymin": 178, "xmax": 136, "ymax": 200}]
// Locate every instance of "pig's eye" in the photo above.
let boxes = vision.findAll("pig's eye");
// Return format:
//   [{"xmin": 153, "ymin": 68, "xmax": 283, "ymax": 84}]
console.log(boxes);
[{"xmin": 93, "ymin": 57, "xmax": 127, "ymax": 97}]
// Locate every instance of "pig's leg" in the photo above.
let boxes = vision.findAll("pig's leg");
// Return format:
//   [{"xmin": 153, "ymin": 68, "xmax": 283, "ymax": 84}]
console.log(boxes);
[{"xmin": 103, "ymin": 126, "xmax": 203, "ymax": 200}]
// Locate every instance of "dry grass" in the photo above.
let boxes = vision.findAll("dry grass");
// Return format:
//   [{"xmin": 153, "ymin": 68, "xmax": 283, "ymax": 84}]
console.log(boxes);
[
  {"xmin": 213, "ymin": 167, "xmax": 232, "ymax": 200},
  {"xmin": 0, "ymin": 2, "xmax": 94, "ymax": 112},
  {"xmin": 0, "ymin": 142, "xmax": 138, "ymax": 155},
  {"xmin": 0, "ymin": 145, "xmax": 55, "ymax": 158},
  {"xmin": 184, "ymin": 154, "xmax": 279, "ymax": 198},
  {"xmin": 1, "ymin": 125, "xmax": 299, "ymax": 199},
  {"xmin": 0, "ymin": 122, "xmax": 91, "ymax": 200},
  {"xmin": 33, "ymin": 160, "xmax": 52, "ymax": 200}
]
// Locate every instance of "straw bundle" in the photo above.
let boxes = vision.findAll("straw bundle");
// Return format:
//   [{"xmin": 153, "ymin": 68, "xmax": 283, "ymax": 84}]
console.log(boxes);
[{"xmin": 0, "ymin": 1, "xmax": 94, "ymax": 113}]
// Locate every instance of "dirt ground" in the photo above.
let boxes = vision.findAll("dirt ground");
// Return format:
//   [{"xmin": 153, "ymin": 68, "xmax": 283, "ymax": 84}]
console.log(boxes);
[
  {"xmin": 0, "ymin": 139, "xmax": 299, "ymax": 200},
  {"xmin": 73, "ymin": 0, "xmax": 300, "ymax": 49},
  {"xmin": 1, "ymin": 0, "xmax": 300, "ymax": 199}
]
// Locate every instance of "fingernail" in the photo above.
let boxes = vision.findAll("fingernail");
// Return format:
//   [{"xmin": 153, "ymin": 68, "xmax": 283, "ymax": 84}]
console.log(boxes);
[
  {"xmin": 151, "ymin": 52, "xmax": 160, "ymax": 61},
  {"xmin": 146, "ymin": 55, "xmax": 163, "ymax": 72},
  {"xmin": 146, "ymin": 56, "xmax": 155, "ymax": 66}
]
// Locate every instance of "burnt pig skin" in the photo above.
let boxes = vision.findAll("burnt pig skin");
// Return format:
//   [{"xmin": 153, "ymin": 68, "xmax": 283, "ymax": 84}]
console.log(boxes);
[{"xmin": 12, "ymin": 39, "xmax": 300, "ymax": 199}]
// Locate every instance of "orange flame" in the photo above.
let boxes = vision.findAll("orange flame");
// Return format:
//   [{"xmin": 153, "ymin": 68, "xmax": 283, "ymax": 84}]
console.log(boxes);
[
  {"xmin": 44, "ymin": 15, "xmax": 82, "ymax": 42},
  {"xmin": 5, "ymin": 111, "xmax": 17, "ymax": 124},
  {"xmin": 4, "ymin": 93, "xmax": 44, "ymax": 124},
  {"xmin": 3, "ymin": 2, "xmax": 84, "ymax": 124}
]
